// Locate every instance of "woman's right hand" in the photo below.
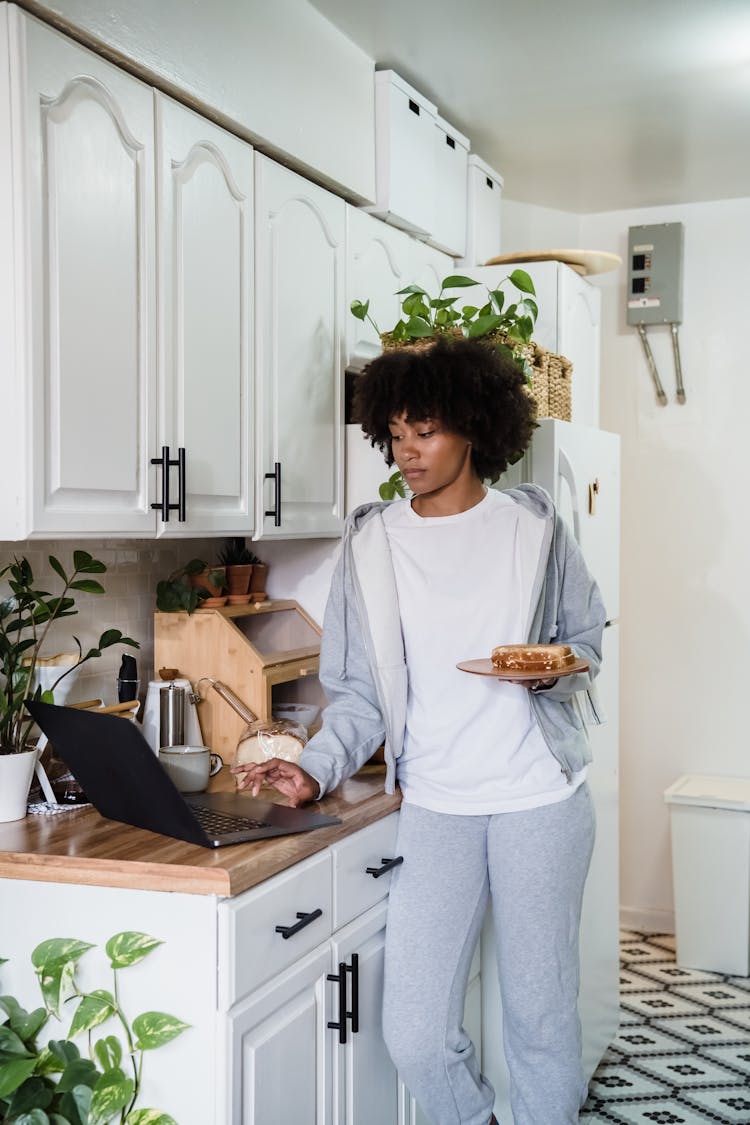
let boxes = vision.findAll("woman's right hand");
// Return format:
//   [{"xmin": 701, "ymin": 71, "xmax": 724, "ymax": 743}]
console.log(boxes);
[{"xmin": 231, "ymin": 758, "xmax": 321, "ymax": 806}]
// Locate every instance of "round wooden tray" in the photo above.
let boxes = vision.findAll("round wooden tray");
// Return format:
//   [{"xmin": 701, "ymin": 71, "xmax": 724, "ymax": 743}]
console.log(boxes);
[{"xmin": 456, "ymin": 657, "xmax": 589, "ymax": 681}]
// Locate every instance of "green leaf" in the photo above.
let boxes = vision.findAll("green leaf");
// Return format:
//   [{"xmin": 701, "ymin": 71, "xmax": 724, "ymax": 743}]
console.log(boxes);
[
  {"xmin": 35, "ymin": 962, "xmax": 77, "ymax": 1019},
  {"xmin": 0, "ymin": 997, "xmax": 48, "ymax": 1042},
  {"xmin": 13, "ymin": 1108, "xmax": 51, "ymax": 1125},
  {"xmin": 126, "ymin": 1111, "xmax": 179, "ymax": 1125},
  {"xmin": 6, "ymin": 1074, "xmax": 53, "ymax": 1114},
  {"xmin": 105, "ymin": 933, "xmax": 162, "ymax": 971},
  {"xmin": 68, "ymin": 580, "xmax": 105, "ymax": 595},
  {"xmin": 131, "ymin": 1012, "xmax": 189, "ymax": 1051},
  {"xmin": 48, "ymin": 557, "xmax": 68, "ymax": 583},
  {"xmin": 96, "ymin": 630, "xmax": 124, "ymax": 651},
  {"xmin": 403, "ymin": 318, "xmax": 434, "ymax": 339},
  {"xmin": 350, "ymin": 298, "xmax": 369, "ymax": 321},
  {"xmin": 394, "ymin": 284, "xmax": 428, "ymax": 296},
  {"xmin": 57, "ymin": 1057, "xmax": 99, "ymax": 1093},
  {"xmin": 88, "ymin": 1068, "xmax": 134, "ymax": 1125},
  {"xmin": 0, "ymin": 1024, "xmax": 35, "ymax": 1058},
  {"xmin": 400, "ymin": 293, "xmax": 430, "ymax": 319},
  {"xmin": 68, "ymin": 991, "xmax": 116, "ymax": 1038},
  {"xmin": 0, "ymin": 1056, "xmax": 39, "ymax": 1098},
  {"xmin": 467, "ymin": 314, "xmax": 503, "ymax": 337},
  {"xmin": 487, "ymin": 289, "xmax": 505, "ymax": 315},
  {"xmin": 440, "ymin": 274, "xmax": 479, "ymax": 289},
  {"xmin": 31, "ymin": 941, "xmax": 93, "ymax": 975},
  {"xmin": 93, "ymin": 1036, "xmax": 122, "ymax": 1073},
  {"xmin": 428, "ymin": 297, "xmax": 457, "ymax": 310},
  {"xmin": 59, "ymin": 1082, "xmax": 92, "ymax": 1125},
  {"xmin": 509, "ymin": 268, "xmax": 535, "ymax": 294}
]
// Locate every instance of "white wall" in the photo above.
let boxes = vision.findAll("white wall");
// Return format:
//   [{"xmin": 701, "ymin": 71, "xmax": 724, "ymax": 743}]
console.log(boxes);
[
  {"xmin": 502, "ymin": 198, "xmax": 584, "ymax": 254},
  {"xmin": 580, "ymin": 198, "xmax": 750, "ymax": 931},
  {"xmin": 18, "ymin": 0, "xmax": 376, "ymax": 203}
]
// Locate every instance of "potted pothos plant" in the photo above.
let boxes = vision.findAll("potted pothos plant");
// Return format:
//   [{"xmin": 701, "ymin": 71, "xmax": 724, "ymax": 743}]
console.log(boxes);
[
  {"xmin": 0, "ymin": 930, "xmax": 188, "ymax": 1124},
  {"xmin": 0, "ymin": 553, "xmax": 139, "ymax": 820},
  {"xmin": 155, "ymin": 559, "xmax": 225, "ymax": 614},
  {"xmin": 350, "ymin": 269, "xmax": 539, "ymax": 499}
]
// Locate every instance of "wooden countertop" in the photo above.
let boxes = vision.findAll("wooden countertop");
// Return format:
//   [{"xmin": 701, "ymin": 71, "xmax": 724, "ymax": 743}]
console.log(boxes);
[{"xmin": 0, "ymin": 766, "xmax": 401, "ymax": 898}]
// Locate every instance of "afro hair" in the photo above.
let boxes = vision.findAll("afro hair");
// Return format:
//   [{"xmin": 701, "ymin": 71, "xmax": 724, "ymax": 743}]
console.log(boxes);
[{"xmin": 352, "ymin": 336, "xmax": 537, "ymax": 482}]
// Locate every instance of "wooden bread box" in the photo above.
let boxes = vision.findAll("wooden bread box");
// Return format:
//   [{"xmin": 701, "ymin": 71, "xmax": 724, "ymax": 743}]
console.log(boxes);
[{"xmin": 153, "ymin": 600, "xmax": 322, "ymax": 762}]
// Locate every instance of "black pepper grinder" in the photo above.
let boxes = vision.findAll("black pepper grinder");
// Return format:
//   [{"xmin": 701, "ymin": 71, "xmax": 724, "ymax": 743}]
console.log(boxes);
[{"xmin": 117, "ymin": 654, "xmax": 139, "ymax": 703}]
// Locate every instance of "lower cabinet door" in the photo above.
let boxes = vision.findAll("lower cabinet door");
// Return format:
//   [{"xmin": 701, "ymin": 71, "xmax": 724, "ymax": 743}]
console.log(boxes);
[
  {"xmin": 227, "ymin": 944, "xmax": 331, "ymax": 1125},
  {"xmin": 330, "ymin": 900, "xmax": 399, "ymax": 1125}
]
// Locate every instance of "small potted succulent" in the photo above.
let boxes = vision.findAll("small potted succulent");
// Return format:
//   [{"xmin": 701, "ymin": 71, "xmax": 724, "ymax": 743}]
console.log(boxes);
[
  {"xmin": 0, "ymin": 552, "xmax": 139, "ymax": 821},
  {"xmin": 217, "ymin": 538, "xmax": 255, "ymax": 602}
]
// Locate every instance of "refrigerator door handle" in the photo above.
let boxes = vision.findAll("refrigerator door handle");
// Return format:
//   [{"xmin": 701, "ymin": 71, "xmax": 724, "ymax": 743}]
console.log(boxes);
[{"xmin": 557, "ymin": 448, "xmax": 582, "ymax": 543}]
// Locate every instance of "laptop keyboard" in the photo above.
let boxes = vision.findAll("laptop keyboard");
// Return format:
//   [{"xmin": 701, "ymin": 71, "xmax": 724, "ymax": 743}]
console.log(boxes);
[{"xmin": 186, "ymin": 802, "xmax": 271, "ymax": 835}]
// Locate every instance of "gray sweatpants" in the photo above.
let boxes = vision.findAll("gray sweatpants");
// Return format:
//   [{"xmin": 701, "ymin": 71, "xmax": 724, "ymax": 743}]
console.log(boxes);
[{"xmin": 382, "ymin": 784, "xmax": 595, "ymax": 1125}]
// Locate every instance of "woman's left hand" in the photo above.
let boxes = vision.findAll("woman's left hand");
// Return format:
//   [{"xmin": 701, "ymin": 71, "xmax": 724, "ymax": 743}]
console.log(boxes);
[{"xmin": 506, "ymin": 677, "xmax": 558, "ymax": 690}]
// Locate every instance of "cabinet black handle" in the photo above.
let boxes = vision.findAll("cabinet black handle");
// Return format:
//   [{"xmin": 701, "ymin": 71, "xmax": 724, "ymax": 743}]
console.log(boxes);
[
  {"xmin": 327, "ymin": 954, "xmax": 359, "ymax": 1044},
  {"xmin": 177, "ymin": 446, "xmax": 186, "ymax": 522},
  {"xmin": 365, "ymin": 856, "xmax": 404, "ymax": 879},
  {"xmin": 274, "ymin": 907, "xmax": 322, "ymax": 940},
  {"xmin": 264, "ymin": 460, "xmax": 282, "ymax": 526},
  {"xmin": 348, "ymin": 953, "xmax": 359, "ymax": 1034},
  {"xmin": 151, "ymin": 445, "xmax": 186, "ymax": 522},
  {"xmin": 327, "ymin": 960, "xmax": 348, "ymax": 1044}
]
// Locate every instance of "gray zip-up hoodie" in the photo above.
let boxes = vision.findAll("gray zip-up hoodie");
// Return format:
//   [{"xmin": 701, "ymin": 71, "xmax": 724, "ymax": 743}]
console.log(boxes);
[{"xmin": 299, "ymin": 485, "xmax": 607, "ymax": 799}]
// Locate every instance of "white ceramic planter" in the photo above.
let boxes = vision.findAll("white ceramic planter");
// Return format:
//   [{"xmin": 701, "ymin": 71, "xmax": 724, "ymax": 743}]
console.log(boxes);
[{"xmin": 0, "ymin": 747, "xmax": 38, "ymax": 822}]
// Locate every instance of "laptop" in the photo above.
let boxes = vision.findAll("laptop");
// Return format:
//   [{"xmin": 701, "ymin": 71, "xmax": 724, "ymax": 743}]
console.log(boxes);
[{"xmin": 26, "ymin": 700, "xmax": 341, "ymax": 849}]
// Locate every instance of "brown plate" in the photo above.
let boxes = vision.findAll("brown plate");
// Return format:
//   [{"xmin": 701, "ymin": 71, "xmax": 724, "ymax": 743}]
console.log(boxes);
[{"xmin": 456, "ymin": 657, "xmax": 590, "ymax": 681}]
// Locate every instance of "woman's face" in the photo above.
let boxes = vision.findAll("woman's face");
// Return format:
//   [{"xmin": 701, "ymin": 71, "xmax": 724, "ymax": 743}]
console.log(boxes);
[{"xmin": 388, "ymin": 413, "xmax": 475, "ymax": 498}]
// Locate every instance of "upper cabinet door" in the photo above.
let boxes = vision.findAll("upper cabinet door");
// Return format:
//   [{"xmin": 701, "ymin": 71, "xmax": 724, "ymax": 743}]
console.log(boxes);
[
  {"xmin": 254, "ymin": 156, "xmax": 345, "ymax": 539},
  {"xmin": 20, "ymin": 12, "xmax": 157, "ymax": 535},
  {"xmin": 155, "ymin": 94, "xmax": 254, "ymax": 536},
  {"xmin": 346, "ymin": 207, "xmax": 414, "ymax": 366}
]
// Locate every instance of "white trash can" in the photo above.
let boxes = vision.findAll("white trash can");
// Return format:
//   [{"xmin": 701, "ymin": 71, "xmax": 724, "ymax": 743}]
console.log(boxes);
[{"xmin": 664, "ymin": 774, "xmax": 750, "ymax": 976}]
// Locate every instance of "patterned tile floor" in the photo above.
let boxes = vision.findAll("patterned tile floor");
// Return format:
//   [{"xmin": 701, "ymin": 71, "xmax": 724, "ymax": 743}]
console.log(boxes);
[{"xmin": 581, "ymin": 932, "xmax": 750, "ymax": 1125}]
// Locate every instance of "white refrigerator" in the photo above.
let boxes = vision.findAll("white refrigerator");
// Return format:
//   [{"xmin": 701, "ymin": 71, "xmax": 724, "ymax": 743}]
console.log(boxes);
[{"xmin": 481, "ymin": 417, "xmax": 621, "ymax": 1111}]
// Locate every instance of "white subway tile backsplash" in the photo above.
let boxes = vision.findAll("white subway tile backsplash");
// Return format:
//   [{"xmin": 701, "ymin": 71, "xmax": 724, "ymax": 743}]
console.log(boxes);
[{"xmin": 0, "ymin": 536, "xmax": 223, "ymax": 708}]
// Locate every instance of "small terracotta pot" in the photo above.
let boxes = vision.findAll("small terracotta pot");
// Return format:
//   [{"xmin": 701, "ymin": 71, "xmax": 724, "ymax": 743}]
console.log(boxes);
[
  {"xmin": 226, "ymin": 564, "xmax": 252, "ymax": 596},
  {"xmin": 249, "ymin": 563, "xmax": 268, "ymax": 594},
  {"xmin": 189, "ymin": 565, "xmax": 226, "ymax": 598}
]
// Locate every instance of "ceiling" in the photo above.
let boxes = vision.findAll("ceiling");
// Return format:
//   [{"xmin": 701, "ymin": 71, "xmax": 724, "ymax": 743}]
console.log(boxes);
[{"xmin": 310, "ymin": 0, "xmax": 750, "ymax": 214}]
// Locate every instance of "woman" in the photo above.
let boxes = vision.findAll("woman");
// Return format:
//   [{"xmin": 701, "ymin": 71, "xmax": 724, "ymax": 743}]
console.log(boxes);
[{"xmin": 234, "ymin": 337, "xmax": 606, "ymax": 1125}]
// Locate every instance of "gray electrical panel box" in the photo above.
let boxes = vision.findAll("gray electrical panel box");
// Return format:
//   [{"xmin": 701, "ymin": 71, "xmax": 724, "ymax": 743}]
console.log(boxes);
[{"xmin": 626, "ymin": 222, "xmax": 684, "ymax": 326}]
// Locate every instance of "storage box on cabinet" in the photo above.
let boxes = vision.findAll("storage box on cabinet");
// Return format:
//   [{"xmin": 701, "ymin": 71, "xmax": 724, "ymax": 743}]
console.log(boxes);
[
  {"xmin": 458, "ymin": 153, "xmax": 504, "ymax": 267},
  {"xmin": 331, "ymin": 811, "xmax": 400, "ymax": 930},
  {"xmin": 367, "ymin": 70, "xmax": 437, "ymax": 237},
  {"xmin": 427, "ymin": 115, "xmax": 469, "ymax": 257},
  {"xmin": 219, "ymin": 849, "xmax": 332, "ymax": 1005}
]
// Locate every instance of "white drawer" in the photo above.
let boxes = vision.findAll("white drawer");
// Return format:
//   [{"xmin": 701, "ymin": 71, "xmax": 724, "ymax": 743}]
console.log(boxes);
[
  {"xmin": 218, "ymin": 850, "xmax": 332, "ymax": 1005},
  {"xmin": 331, "ymin": 812, "xmax": 400, "ymax": 930}
]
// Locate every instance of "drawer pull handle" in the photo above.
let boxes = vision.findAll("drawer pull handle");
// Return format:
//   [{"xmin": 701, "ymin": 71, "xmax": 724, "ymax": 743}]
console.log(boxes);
[
  {"xmin": 365, "ymin": 855, "xmax": 404, "ymax": 879},
  {"xmin": 274, "ymin": 907, "xmax": 322, "ymax": 940}
]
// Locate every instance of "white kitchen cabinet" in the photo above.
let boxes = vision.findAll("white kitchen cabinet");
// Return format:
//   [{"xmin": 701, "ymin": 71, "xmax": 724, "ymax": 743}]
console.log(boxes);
[
  {"xmin": 224, "ymin": 813, "xmax": 402, "ymax": 1122},
  {"xmin": 155, "ymin": 92, "xmax": 254, "ymax": 536},
  {"xmin": 0, "ymin": 8, "xmax": 254, "ymax": 539},
  {"xmin": 254, "ymin": 154, "xmax": 346, "ymax": 539},
  {"xmin": 3, "ymin": 7, "xmax": 157, "ymax": 538}
]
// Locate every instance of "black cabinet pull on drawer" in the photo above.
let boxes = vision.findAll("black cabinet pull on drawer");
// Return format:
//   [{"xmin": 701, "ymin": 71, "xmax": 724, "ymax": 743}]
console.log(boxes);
[
  {"xmin": 274, "ymin": 907, "xmax": 322, "ymax": 939},
  {"xmin": 365, "ymin": 856, "xmax": 404, "ymax": 879}
]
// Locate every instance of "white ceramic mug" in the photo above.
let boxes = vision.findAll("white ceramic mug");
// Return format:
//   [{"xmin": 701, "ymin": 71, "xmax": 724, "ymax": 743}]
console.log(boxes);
[{"xmin": 158, "ymin": 745, "xmax": 223, "ymax": 793}]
